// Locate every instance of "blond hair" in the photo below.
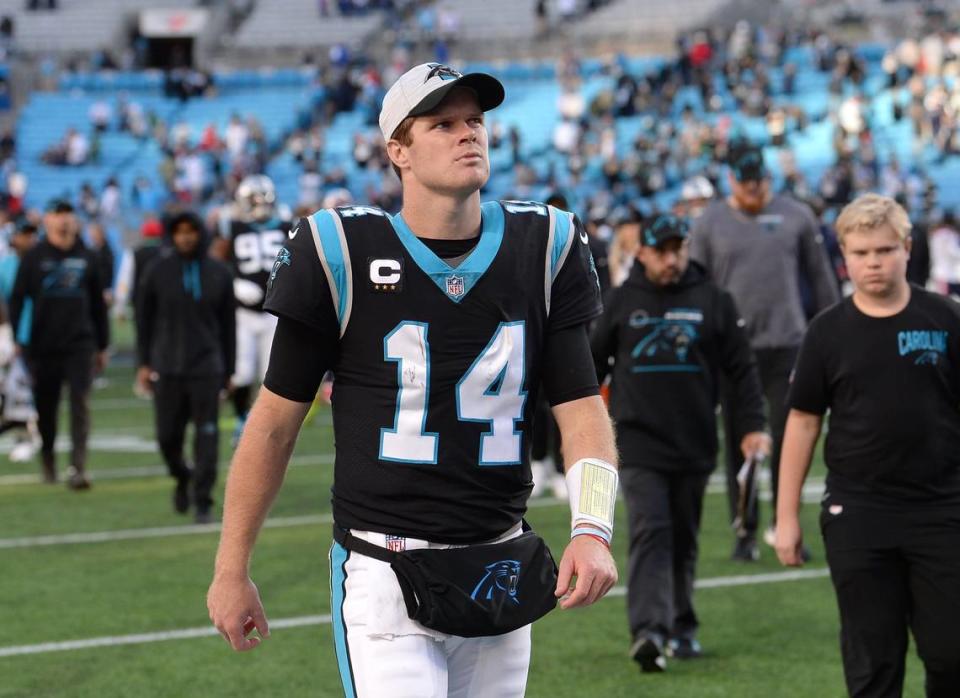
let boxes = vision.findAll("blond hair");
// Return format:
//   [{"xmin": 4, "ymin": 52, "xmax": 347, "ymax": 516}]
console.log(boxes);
[{"xmin": 835, "ymin": 193, "xmax": 912, "ymax": 246}]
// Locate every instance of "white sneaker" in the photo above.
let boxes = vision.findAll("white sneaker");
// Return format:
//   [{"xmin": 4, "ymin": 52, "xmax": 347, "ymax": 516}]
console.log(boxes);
[
  {"xmin": 763, "ymin": 526, "xmax": 776, "ymax": 548},
  {"xmin": 9, "ymin": 433, "xmax": 38, "ymax": 463}
]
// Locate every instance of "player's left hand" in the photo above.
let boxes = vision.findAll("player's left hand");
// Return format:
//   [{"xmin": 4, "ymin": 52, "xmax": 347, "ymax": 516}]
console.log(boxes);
[{"xmin": 554, "ymin": 534, "xmax": 618, "ymax": 610}]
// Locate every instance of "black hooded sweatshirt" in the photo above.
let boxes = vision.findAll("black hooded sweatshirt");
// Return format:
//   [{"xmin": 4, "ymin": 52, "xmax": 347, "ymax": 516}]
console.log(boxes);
[
  {"xmin": 591, "ymin": 261, "xmax": 765, "ymax": 472},
  {"xmin": 136, "ymin": 213, "xmax": 235, "ymax": 379},
  {"xmin": 10, "ymin": 235, "xmax": 109, "ymax": 358}
]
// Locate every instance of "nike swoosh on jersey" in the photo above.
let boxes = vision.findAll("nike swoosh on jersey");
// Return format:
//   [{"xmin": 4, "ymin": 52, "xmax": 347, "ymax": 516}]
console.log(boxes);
[{"xmin": 289, "ymin": 226, "xmax": 298, "ymax": 240}]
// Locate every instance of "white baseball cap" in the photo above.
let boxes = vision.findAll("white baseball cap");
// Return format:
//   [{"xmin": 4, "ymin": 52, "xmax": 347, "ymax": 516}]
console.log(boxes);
[
  {"xmin": 378, "ymin": 62, "xmax": 505, "ymax": 142},
  {"xmin": 681, "ymin": 175, "xmax": 715, "ymax": 201}
]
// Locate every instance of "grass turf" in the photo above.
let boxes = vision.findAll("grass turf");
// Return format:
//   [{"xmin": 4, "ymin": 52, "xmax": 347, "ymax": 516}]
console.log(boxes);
[{"xmin": 0, "ymin": 352, "xmax": 926, "ymax": 697}]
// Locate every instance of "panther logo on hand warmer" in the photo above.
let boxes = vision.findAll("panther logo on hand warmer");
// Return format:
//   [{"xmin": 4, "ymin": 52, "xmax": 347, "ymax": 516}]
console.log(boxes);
[{"xmin": 470, "ymin": 560, "xmax": 521, "ymax": 605}]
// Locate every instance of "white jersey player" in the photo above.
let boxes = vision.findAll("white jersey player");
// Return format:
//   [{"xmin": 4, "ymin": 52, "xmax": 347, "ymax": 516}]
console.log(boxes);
[{"xmin": 212, "ymin": 175, "xmax": 291, "ymax": 438}]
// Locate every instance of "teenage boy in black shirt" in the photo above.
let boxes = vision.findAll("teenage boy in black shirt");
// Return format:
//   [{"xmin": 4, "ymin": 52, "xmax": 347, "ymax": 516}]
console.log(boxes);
[
  {"xmin": 776, "ymin": 193, "xmax": 960, "ymax": 698},
  {"xmin": 592, "ymin": 213, "xmax": 769, "ymax": 672}
]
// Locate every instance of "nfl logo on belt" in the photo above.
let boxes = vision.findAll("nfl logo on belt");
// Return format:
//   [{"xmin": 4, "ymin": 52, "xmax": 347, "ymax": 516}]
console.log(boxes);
[
  {"xmin": 446, "ymin": 275, "xmax": 465, "ymax": 298},
  {"xmin": 386, "ymin": 535, "xmax": 406, "ymax": 552}
]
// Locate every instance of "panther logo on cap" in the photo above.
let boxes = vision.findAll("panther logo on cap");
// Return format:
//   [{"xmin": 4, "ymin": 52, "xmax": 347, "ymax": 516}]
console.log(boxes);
[{"xmin": 425, "ymin": 63, "xmax": 462, "ymax": 82}]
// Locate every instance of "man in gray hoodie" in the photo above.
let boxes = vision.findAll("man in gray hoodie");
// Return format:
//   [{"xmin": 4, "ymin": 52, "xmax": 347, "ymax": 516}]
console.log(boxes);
[{"xmin": 690, "ymin": 145, "xmax": 839, "ymax": 561}]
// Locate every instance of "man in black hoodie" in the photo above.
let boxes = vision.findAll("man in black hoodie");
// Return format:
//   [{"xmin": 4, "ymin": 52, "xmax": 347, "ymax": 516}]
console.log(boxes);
[
  {"xmin": 136, "ymin": 212, "xmax": 235, "ymax": 523},
  {"xmin": 591, "ymin": 213, "xmax": 768, "ymax": 672},
  {"xmin": 10, "ymin": 200, "xmax": 109, "ymax": 488}
]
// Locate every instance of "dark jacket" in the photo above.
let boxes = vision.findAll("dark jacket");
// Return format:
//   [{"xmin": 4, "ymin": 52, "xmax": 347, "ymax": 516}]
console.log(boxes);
[
  {"xmin": 136, "ymin": 214, "xmax": 235, "ymax": 379},
  {"xmin": 10, "ymin": 236, "xmax": 109, "ymax": 357},
  {"xmin": 132, "ymin": 242, "xmax": 164, "ymax": 313},
  {"xmin": 591, "ymin": 261, "xmax": 765, "ymax": 472}
]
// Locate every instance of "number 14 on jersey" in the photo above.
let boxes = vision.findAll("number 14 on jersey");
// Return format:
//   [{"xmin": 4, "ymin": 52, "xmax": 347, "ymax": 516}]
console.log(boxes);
[{"xmin": 379, "ymin": 321, "xmax": 527, "ymax": 466}]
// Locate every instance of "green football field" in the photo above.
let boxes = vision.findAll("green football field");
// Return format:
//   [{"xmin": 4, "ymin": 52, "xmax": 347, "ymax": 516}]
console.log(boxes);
[{"xmin": 0, "ymin": 331, "xmax": 926, "ymax": 697}]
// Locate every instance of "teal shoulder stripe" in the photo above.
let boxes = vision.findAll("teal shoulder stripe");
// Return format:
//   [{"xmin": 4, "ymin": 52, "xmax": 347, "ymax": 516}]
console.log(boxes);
[
  {"xmin": 549, "ymin": 207, "xmax": 573, "ymax": 281},
  {"xmin": 309, "ymin": 209, "xmax": 353, "ymax": 336},
  {"xmin": 330, "ymin": 543, "xmax": 356, "ymax": 697}
]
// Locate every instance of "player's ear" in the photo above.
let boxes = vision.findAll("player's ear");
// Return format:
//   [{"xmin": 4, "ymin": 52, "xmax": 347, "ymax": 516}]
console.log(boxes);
[{"xmin": 386, "ymin": 139, "xmax": 409, "ymax": 171}]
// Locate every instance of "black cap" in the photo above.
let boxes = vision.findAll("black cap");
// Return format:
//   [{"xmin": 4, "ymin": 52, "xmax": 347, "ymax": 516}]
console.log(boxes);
[
  {"xmin": 14, "ymin": 218, "xmax": 37, "ymax": 234},
  {"xmin": 642, "ymin": 214, "xmax": 689, "ymax": 247},
  {"xmin": 45, "ymin": 198, "xmax": 75, "ymax": 214},
  {"xmin": 729, "ymin": 148, "xmax": 767, "ymax": 182}
]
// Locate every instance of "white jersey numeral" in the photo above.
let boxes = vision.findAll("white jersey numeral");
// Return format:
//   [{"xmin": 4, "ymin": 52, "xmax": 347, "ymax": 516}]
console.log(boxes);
[
  {"xmin": 235, "ymin": 230, "xmax": 286, "ymax": 275},
  {"xmin": 456, "ymin": 322, "xmax": 527, "ymax": 465},
  {"xmin": 378, "ymin": 321, "xmax": 527, "ymax": 465},
  {"xmin": 339, "ymin": 205, "xmax": 386, "ymax": 218},
  {"xmin": 503, "ymin": 201, "xmax": 548, "ymax": 216},
  {"xmin": 380, "ymin": 322, "xmax": 439, "ymax": 463}
]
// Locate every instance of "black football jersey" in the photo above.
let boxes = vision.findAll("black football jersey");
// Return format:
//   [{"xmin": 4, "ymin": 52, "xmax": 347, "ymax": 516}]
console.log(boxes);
[
  {"xmin": 263, "ymin": 201, "xmax": 602, "ymax": 542},
  {"xmin": 220, "ymin": 215, "xmax": 292, "ymax": 310}
]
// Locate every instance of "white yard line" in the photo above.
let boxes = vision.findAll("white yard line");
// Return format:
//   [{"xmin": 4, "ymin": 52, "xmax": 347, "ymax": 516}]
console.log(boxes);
[
  {"xmin": 0, "ymin": 442, "xmax": 826, "ymax": 506},
  {"xmin": 0, "ymin": 568, "xmax": 830, "ymax": 658},
  {"xmin": 0, "ymin": 479, "xmax": 826, "ymax": 549},
  {"xmin": 90, "ymin": 398, "xmax": 153, "ymax": 411},
  {"xmin": 0, "ymin": 514, "xmax": 329, "ymax": 549},
  {"xmin": 0, "ymin": 452, "xmax": 336, "ymax": 486},
  {"xmin": 0, "ymin": 615, "xmax": 331, "ymax": 658},
  {"xmin": 0, "ymin": 496, "xmax": 562, "ymax": 548}
]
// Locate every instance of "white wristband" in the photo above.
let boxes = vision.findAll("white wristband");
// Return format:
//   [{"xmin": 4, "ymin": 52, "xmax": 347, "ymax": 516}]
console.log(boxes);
[{"xmin": 566, "ymin": 458, "xmax": 618, "ymax": 541}]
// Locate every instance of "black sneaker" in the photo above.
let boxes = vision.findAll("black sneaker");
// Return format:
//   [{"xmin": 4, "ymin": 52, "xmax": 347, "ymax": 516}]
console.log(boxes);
[
  {"xmin": 194, "ymin": 509, "xmax": 213, "ymax": 525},
  {"xmin": 731, "ymin": 535, "xmax": 759, "ymax": 562},
  {"xmin": 41, "ymin": 453, "xmax": 57, "ymax": 484},
  {"xmin": 66, "ymin": 468, "xmax": 91, "ymax": 491},
  {"xmin": 629, "ymin": 635, "xmax": 666, "ymax": 673},
  {"xmin": 173, "ymin": 478, "xmax": 190, "ymax": 514},
  {"xmin": 666, "ymin": 638, "xmax": 703, "ymax": 659}
]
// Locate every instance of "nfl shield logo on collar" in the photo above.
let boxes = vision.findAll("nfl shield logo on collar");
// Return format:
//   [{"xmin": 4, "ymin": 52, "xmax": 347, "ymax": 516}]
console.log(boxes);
[{"xmin": 445, "ymin": 274, "xmax": 465, "ymax": 299}]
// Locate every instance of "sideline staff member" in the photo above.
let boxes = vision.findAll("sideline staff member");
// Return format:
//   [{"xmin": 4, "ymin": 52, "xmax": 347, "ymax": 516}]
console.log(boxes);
[
  {"xmin": 592, "ymin": 214, "xmax": 768, "ymax": 672},
  {"xmin": 776, "ymin": 193, "xmax": 960, "ymax": 697},
  {"xmin": 10, "ymin": 200, "xmax": 109, "ymax": 488}
]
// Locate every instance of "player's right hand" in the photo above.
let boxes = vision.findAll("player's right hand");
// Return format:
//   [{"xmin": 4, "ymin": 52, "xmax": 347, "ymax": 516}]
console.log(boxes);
[
  {"xmin": 774, "ymin": 516, "xmax": 805, "ymax": 568},
  {"xmin": 135, "ymin": 366, "xmax": 155, "ymax": 397},
  {"xmin": 207, "ymin": 574, "xmax": 270, "ymax": 651}
]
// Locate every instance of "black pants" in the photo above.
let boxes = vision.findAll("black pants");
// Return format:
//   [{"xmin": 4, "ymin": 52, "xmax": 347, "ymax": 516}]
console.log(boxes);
[
  {"xmin": 620, "ymin": 465, "xmax": 710, "ymax": 642},
  {"xmin": 153, "ymin": 375, "xmax": 222, "ymax": 511},
  {"xmin": 822, "ymin": 501, "xmax": 960, "ymax": 698},
  {"xmin": 722, "ymin": 346, "xmax": 798, "ymax": 535},
  {"xmin": 29, "ymin": 351, "xmax": 93, "ymax": 471}
]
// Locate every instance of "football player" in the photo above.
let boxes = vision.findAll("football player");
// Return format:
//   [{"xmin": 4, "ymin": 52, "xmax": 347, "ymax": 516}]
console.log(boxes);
[
  {"xmin": 211, "ymin": 175, "xmax": 291, "ymax": 441},
  {"xmin": 208, "ymin": 63, "xmax": 619, "ymax": 697}
]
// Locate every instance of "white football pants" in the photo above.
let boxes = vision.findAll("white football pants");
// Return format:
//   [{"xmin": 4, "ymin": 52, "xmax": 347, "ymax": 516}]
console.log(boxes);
[
  {"xmin": 329, "ymin": 531, "xmax": 532, "ymax": 698},
  {"xmin": 232, "ymin": 307, "xmax": 277, "ymax": 388}
]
